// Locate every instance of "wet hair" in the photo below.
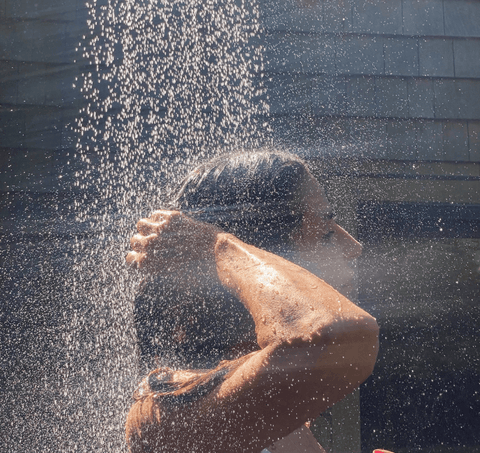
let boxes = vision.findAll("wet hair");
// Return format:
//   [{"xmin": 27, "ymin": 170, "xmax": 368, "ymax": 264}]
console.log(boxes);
[
  {"xmin": 135, "ymin": 151, "xmax": 313, "ymax": 370},
  {"xmin": 170, "ymin": 150, "xmax": 310, "ymax": 252}
]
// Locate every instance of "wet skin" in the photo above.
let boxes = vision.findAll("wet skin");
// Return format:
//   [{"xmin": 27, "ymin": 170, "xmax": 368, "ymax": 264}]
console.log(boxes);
[{"xmin": 125, "ymin": 176, "xmax": 379, "ymax": 453}]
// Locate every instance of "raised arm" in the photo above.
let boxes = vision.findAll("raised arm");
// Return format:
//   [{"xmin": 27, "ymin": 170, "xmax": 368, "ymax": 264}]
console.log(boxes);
[
  {"xmin": 215, "ymin": 232, "xmax": 377, "ymax": 350},
  {"xmin": 126, "ymin": 211, "xmax": 379, "ymax": 452},
  {"xmin": 127, "ymin": 210, "xmax": 377, "ymax": 352}
]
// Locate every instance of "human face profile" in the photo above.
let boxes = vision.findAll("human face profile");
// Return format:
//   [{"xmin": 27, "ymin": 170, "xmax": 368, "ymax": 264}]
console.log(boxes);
[{"xmin": 292, "ymin": 176, "xmax": 363, "ymax": 297}]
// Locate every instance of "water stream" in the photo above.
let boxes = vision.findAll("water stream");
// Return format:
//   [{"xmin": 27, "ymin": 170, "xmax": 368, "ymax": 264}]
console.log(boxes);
[{"xmin": 62, "ymin": 0, "xmax": 268, "ymax": 450}]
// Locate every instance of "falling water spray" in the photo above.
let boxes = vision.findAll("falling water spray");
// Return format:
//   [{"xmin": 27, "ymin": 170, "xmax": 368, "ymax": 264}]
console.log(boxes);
[{"xmin": 58, "ymin": 0, "xmax": 269, "ymax": 451}]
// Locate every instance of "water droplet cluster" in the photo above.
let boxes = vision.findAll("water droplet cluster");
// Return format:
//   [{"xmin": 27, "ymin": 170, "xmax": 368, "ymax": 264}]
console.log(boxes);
[
  {"xmin": 60, "ymin": 0, "xmax": 268, "ymax": 450},
  {"xmin": 76, "ymin": 0, "xmax": 268, "ymax": 215}
]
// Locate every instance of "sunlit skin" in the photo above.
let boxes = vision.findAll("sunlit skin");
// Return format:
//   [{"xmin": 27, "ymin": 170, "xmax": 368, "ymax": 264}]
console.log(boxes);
[{"xmin": 125, "ymin": 175, "xmax": 379, "ymax": 453}]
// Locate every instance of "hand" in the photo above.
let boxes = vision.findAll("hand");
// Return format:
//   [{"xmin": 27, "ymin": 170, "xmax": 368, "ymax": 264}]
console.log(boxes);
[{"xmin": 126, "ymin": 210, "xmax": 221, "ymax": 273}]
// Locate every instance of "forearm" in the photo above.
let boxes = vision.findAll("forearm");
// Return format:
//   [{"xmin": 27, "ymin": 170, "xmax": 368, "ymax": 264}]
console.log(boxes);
[{"xmin": 214, "ymin": 233, "xmax": 378, "ymax": 350}]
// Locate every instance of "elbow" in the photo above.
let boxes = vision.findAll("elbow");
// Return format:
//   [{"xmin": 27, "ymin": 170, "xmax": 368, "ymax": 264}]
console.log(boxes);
[
  {"xmin": 322, "ymin": 313, "xmax": 379, "ymax": 385},
  {"xmin": 346, "ymin": 314, "xmax": 379, "ymax": 384},
  {"xmin": 355, "ymin": 313, "xmax": 379, "ymax": 351},
  {"xmin": 357, "ymin": 315, "xmax": 379, "ymax": 380},
  {"xmin": 323, "ymin": 310, "xmax": 379, "ymax": 347}
]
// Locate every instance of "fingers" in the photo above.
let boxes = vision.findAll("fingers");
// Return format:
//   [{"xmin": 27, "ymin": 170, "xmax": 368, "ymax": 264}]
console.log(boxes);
[
  {"xmin": 126, "ymin": 251, "xmax": 147, "ymax": 269},
  {"xmin": 127, "ymin": 211, "xmax": 187, "ymax": 272},
  {"xmin": 150, "ymin": 210, "xmax": 179, "ymax": 222},
  {"xmin": 136, "ymin": 218, "xmax": 164, "ymax": 236},
  {"xmin": 137, "ymin": 210, "xmax": 185, "ymax": 235},
  {"xmin": 130, "ymin": 233, "xmax": 158, "ymax": 252}
]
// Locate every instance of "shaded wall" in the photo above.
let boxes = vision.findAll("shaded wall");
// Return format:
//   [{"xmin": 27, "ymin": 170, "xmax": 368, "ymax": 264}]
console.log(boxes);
[
  {"xmin": 262, "ymin": 0, "xmax": 480, "ymax": 161},
  {"xmin": 1, "ymin": 2, "xmax": 94, "ymax": 451},
  {"xmin": 0, "ymin": 0, "xmax": 88, "ymax": 187}
]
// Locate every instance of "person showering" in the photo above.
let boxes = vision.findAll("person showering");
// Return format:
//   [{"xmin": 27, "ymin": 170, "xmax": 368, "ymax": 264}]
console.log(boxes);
[{"xmin": 125, "ymin": 151, "xmax": 379, "ymax": 452}]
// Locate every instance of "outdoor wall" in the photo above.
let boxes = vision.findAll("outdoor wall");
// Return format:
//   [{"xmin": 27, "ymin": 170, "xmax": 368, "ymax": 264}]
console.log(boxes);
[
  {"xmin": 0, "ymin": 2, "xmax": 89, "ymax": 451},
  {"xmin": 0, "ymin": 0, "xmax": 88, "ymax": 192},
  {"xmin": 262, "ymin": 0, "xmax": 480, "ymax": 162}
]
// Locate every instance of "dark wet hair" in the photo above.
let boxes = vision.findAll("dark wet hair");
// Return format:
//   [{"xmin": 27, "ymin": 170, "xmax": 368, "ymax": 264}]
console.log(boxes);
[
  {"xmin": 135, "ymin": 151, "xmax": 313, "ymax": 370},
  {"xmin": 170, "ymin": 150, "xmax": 311, "ymax": 252}
]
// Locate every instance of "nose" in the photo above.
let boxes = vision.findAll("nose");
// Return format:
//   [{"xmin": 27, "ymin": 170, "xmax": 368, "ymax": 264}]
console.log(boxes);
[{"xmin": 333, "ymin": 224, "xmax": 363, "ymax": 260}]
